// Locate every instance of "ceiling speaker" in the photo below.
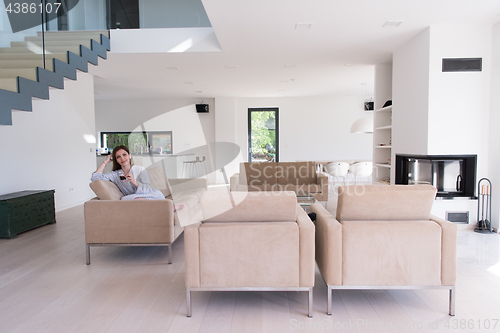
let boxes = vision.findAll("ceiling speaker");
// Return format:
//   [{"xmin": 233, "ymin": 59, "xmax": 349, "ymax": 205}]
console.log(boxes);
[{"xmin": 196, "ymin": 104, "xmax": 209, "ymax": 113}]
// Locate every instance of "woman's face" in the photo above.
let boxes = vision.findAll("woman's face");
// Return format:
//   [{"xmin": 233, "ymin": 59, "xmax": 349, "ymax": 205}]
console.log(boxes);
[{"xmin": 114, "ymin": 149, "xmax": 130, "ymax": 168}]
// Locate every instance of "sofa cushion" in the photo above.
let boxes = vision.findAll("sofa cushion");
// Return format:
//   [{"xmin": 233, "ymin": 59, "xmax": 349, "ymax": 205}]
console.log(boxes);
[
  {"xmin": 277, "ymin": 162, "xmax": 316, "ymax": 186},
  {"xmin": 336, "ymin": 185, "xmax": 437, "ymax": 221},
  {"xmin": 147, "ymin": 166, "xmax": 172, "ymax": 197},
  {"xmin": 201, "ymin": 191, "xmax": 297, "ymax": 222},
  {"xmin": 241, "ymin": 162, "xmax": 277, "ymax": 186},
  {"xmin": 89, "ymin": 180, "xmax": 124, "ymax": 200}
]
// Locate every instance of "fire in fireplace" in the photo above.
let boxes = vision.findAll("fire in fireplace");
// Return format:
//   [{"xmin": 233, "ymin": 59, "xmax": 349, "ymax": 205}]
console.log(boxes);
[{"xmin": 395, "ymin": 154, "xmax": 477, "ymax": 198}]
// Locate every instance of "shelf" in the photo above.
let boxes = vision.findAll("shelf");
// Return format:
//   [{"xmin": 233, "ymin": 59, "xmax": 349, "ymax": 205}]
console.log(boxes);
[
  {"xmin": 375, "ymin": 163, "xmax": 392, "ymax": 168},
  {"xmin": 374, "ymin": 145, "xmax": 392, "ymax": 148},
  {"xmin": 375, "ymin": 125, "xmax": 392, "ymax": 130},
  {"xmin": 374, "ymin": 105, "xmax": 392, "ymax": 112}
]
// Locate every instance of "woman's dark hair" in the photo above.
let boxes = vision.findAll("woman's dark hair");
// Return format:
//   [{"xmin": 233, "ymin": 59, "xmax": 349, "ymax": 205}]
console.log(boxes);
[{"xmin": 111, "ymin": 145, "xmax": 134, "ymax": 171}]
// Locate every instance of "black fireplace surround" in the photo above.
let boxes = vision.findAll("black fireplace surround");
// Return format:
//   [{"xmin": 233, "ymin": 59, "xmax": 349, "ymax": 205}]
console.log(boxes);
[{"xmin": 395, "ymin": 154, "xmax": 477, "ymax": 199}]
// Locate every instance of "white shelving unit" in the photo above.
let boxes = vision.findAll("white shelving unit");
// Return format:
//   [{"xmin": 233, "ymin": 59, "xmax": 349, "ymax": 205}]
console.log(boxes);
[{"xmin": 373, "ymin": 105, "xmax": 392, "ymax": 184}]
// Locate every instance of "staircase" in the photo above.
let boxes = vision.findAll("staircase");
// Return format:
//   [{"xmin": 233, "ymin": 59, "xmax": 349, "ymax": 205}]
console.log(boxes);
[{"xmin": 0, "ymin": 31, "xmax": 110, "ymax": 126}]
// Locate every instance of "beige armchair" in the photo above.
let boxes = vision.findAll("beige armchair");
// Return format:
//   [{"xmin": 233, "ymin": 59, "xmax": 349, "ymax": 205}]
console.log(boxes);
[
  {"xmin": 311, "ymin": 185, "xmax": 457, "ymax": 316},
  {"xmin": 184, "ymin": 191, "xmax": 315, "ymax": 317}
]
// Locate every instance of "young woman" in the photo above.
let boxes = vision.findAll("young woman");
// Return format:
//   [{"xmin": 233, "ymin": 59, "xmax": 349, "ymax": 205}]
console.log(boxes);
[{"xmin": 92, "ymin": 145, "xmax": 165, "ymax": 200}]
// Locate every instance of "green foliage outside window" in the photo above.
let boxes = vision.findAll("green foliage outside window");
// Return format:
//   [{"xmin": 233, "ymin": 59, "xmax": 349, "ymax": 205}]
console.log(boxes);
[{"xmin": 251, "ymin": 111, "xmax": 276, "ymax": 157}]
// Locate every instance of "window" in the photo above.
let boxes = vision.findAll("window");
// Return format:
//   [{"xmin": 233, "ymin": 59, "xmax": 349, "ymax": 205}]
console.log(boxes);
[{"xmin": 101, "ymin": 131, "xmax": 173, "ymax": 154}]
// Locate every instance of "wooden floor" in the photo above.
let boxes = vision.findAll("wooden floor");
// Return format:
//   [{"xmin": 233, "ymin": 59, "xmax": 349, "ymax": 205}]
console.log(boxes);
[{"xmin": 1, "ymin": 196, "xmax": 500, "ymax": 332}]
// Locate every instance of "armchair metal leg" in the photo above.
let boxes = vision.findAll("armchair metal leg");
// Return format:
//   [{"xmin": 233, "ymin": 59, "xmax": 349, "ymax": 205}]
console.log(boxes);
[
  {"xmin": 449, "ymin": 287, "xmax": 456, "ymax": 316},
  {"xmin": 167, "ymin": 244, "xmax": 172, "ymax": 264},
  {"xmin": 186, "ymin": 288, "xmax": 192, "ymax": 317},
  {"xmin": 308, "ymin": 287, "xmax": 313, "ymax": 318},
  {"xmin": 86, "ymin": 244, "xmax": 91, "ymax": 265},
  {"xmin": 327, "ymin": 285, "xmax": 332, "ymax": 315}
]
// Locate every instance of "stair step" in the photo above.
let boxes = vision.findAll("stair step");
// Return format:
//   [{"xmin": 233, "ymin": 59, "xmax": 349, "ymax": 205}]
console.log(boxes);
[
  {"xmin": 27, "ymin": 33, "xmax": 105, "ymax": 42},
  {"xmin": 0, "ymin": 53, "xmax": 67, "ymax": 61},
  {"xmin": 11, "ymin": 40, "xmax": 93, "ymax": 49},
  {"xmin": 0, "ymin": 46, "xmax": 80, "ymax": 54},
  {"xmin": 0, "ymin": 60, "xmax": 54, "ymax": 71},
  {"xmin": 0, "ymin": 68, "xmax": 37, "ymax": 80},
  {"xmin": 0, "ymin": 78, "xmax": 18, "ymax": 92},
  {"xmin": 38, "ymin": 30, "xmax": 108, "ymax": 37}
]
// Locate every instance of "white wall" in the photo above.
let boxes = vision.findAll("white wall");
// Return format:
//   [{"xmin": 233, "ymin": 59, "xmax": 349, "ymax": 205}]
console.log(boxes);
[
  {"xmin": 489, "ymin": 22, "xmax": 500, "ymax": 231},
  {"xmin": 427, "ymin": 26, "xmax": 491, "ymax": 178},
  {"xmin": 214, "ymin": 97, "xmax": 239, "ymax": 183},
  {"xmin": 233, "ymin": 95, "xmax": 374, "ymax": 163},
  {"xmin": 0, "ymin": 72, "xmax": 97, "ymax": 211},
  {"xmin": 392, "ymin": 28, "xmax": 430, "ymax": 157},
  {"xmin": 374, "ymin": 63, "xmax": 393, "ymax": 110}
]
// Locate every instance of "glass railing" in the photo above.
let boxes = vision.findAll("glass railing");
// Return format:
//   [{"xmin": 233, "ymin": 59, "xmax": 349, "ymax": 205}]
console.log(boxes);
[
  {"xmin": 0, "ymin": 0, "xmax": 109, "ymax": 92},
  {"xmin": 0, "ymin": 0, "xmax": 211, "ymax": 92}
]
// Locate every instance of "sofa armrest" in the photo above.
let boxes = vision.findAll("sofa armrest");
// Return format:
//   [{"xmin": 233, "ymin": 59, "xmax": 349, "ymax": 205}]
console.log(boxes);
[
  {"xmin": 316, "ymin": 173, "xmax": 329, "ymax": 201},
  {"xmin": 169, "ymin": 178, "xmax": 208, "ymax": 193},
  {"xmin": 185, "ymin": 222, "xmax": 202, "ymax": 288},
  {"xmin": 430, "ymin": 214, "xmax": 458, "ymax": 286},
  {"xmin": 310, "ymin": 203, "xmax": 342, "ymax": 286},
  {"xmin": 230, "ymin": 173, "xmax": 240, "ymax": 191},
  {"xmin": 84, "ymin": 199, "xmax": 175, "ymax": 244},
  {"xmin": 296, "ymin": 206, "xmax": 315, "ymax": 287}
]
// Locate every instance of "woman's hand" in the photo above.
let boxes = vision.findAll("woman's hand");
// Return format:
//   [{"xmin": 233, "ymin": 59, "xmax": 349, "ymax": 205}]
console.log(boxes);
[
  {"xmin": 124, "ymin": 172, "xmax": 138, "ymax": 187},
  {"xmin": 104, "ymin": 154, "xmax": 112, "ymax": 165}
]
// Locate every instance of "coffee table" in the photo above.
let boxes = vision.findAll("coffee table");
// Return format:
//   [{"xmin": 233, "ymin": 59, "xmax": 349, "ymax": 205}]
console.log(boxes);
[{"xmin": 297, "ymin": 195, "xmax": 317, "ymax": 213}]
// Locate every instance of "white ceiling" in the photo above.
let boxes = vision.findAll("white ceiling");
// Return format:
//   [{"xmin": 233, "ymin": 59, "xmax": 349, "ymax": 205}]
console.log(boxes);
[{"xmin": 91, "ymin": 0, "xmax": 500, "ymax": 100}]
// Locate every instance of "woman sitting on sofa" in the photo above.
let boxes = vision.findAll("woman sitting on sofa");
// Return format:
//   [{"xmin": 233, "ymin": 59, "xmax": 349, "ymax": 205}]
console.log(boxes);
[{"xmin": 92, "ymin": 145, "xmax": 165, "ymax": 201}]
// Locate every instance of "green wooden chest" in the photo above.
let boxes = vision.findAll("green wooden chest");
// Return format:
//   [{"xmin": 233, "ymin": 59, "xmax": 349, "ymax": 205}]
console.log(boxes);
[{"xmin": 0, "ymin": 190, "xmax": 56, "ymax": 239}]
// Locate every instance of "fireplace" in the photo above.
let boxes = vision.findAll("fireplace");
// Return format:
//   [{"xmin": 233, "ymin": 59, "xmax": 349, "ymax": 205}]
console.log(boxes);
[{"xmin": 395, "ymin": 154, "xmax": 477, "ymax": 198}]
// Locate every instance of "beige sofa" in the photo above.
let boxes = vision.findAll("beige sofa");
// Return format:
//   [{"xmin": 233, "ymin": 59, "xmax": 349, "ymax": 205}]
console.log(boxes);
[
  {"xmin": 184, "ymin": 191, "xmax": 315, "ymax": 317},
  {"xmin": 311, "ymin": 185, "xmax": 457, "ymax": 316},
  {"xmin": 230, "ymin": 161, "xmax": 328, "ymax": 202},
  {"xmin": 84, "ymin": 166, "xmax": 206, "ymax": 265}
]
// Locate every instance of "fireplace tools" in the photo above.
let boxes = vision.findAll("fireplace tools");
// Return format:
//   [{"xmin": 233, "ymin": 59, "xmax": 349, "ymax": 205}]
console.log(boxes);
[{"xmin": 475, "ymin": 178, "xmax": 493, "ymax": 233}]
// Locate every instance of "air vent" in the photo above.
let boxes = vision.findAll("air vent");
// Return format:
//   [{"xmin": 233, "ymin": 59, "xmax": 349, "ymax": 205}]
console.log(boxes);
[
  {"xmin": 446, "ymin": 211, "xmax": 469, "ymax": 224},
  {"xmin": 442, "ymin": 58, "xmax": 482, "ymax": 72}
]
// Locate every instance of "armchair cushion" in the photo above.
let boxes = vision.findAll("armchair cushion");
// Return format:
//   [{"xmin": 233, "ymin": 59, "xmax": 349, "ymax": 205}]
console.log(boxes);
[{"xmin": 89, "ymin": 180, "xmax": 124, "ymax": 200}]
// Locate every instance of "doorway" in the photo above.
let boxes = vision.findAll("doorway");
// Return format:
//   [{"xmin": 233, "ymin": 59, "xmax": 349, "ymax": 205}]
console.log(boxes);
[
  {"xmin": 108, "ymin": 0, "xmax": 140, "ymax": 29},
  {"xmin": 248, "ymin": 108, "xmax": 279, "ymax": 162}
]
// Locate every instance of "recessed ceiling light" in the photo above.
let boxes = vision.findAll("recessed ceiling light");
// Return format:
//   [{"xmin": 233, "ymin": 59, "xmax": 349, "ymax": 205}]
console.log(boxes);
[
  {"xmin": 166, "ymin": 66, "xmax": 179, "ymax": 70},
  {"xmin": 184, "ymin": 81, "xmax": 194, "ymax": 84},
  {"xmin": 224, "ymin": 65, "xmax": 237, "ymax": 69},
  {"xmin": 295, "ymin": 23, "xmax": 313, "ymax": 30},
  {"xmin": 382, "ymin": 21, "xmax": 403, "ymax": 28},
  {"xmin": 344, "ymin": 63, "xmax": 356, "ymax": 66},
  {"xmin": 195, "ymin": 90, "xmax": 203, "ymax": 93},
  {"xmin": 284, "ymin": 64, "xmax": 295, "ymax": 68},
  {"xmin": 280, "ymin": 79, "xmax": 290, "ymax": 83}
]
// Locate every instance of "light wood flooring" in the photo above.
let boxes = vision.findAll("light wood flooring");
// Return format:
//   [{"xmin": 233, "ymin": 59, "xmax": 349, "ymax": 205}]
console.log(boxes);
[{"xmin": 1, "ymin": 193, "xmax": 500, "ymax": 332}]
